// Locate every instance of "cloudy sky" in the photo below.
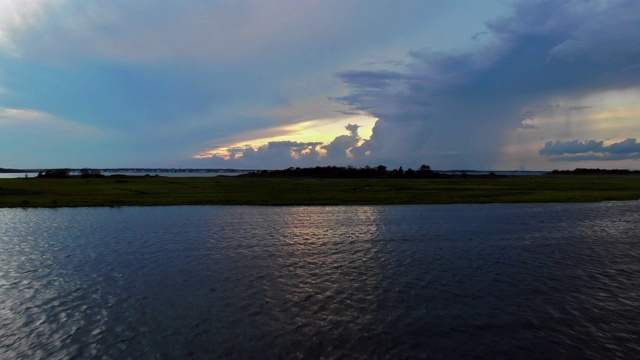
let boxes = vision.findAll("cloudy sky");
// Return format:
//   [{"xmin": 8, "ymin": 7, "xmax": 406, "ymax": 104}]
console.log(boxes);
[{"xmin": 0, "ymin": 0, "xmax": 638, "ymax": 170}]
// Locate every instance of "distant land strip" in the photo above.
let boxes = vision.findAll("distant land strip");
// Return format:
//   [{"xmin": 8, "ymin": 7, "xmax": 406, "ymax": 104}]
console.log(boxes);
[{"xmin": 1, "ymin": 166, "xmax": 640, "ymax": 207}]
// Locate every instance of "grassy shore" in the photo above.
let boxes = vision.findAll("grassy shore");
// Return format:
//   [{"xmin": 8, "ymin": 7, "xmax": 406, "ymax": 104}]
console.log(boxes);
[{"xmin": 1, "ymin": 174, "xmax": 640, "ymax": 208}]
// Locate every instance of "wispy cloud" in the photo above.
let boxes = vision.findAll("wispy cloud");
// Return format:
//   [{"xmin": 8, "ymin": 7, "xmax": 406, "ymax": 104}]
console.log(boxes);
[
  {"xmin": 0, "ymin": 107, "xmax": 108, "ymax": 136},
  {"xmin": 0, "ymin": 107, "xmax": 124, "ymax": 167}
]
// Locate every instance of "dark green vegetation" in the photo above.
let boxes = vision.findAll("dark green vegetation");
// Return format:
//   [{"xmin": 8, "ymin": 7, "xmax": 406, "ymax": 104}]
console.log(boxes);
[
  {"xmin": 1, "ymin": 174, "xmax": 640, "ymax": 207},
  {"xmin": 243, "ymin": 164, "xmax": 438, "ymax": 178}
]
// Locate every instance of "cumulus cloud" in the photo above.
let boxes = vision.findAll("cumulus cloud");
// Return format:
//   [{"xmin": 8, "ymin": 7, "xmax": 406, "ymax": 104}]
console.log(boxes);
[
  {"xmin": 321, "ymin": 124, "xmax": 361, "ymax": 160},
  {"xmin": 195, "ymin": 124, "xmax": 368, "ymax": 169},
  {"xmin": 540, "ymin": 138, "xmax": 640, "ymax": 161},
  {"xmin": 200, "ymin": 141, "xmax": 323, "ymax": 169},
  {"xmin": 243, "ymin": 141, "xmax": 323, "ymax": 162},
  {"xmin": 539, "ymin": 139, "xmax": 605, "ymax": 156},
  {"xmin": 519, "ymin": 119, "xmax": 538, "ymax": 129},
  {"xmin": 336, "ymin": 0, "xmax": 640, "ymax": 169}
]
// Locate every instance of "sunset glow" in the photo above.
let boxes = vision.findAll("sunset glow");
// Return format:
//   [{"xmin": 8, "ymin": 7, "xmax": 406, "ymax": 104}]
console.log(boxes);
[{"xmin": 194, "ymin": 115, "xmax": 377, "ymax": 161}]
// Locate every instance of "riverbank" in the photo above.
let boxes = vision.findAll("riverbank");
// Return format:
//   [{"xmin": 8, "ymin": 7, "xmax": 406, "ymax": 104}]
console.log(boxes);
[{"xmin": 2, "ymin": 174, "xmax": 640, "ymax": 207}]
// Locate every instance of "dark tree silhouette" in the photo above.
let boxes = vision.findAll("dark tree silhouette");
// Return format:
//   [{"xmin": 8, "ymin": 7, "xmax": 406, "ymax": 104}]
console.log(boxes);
[
  {"xmin": 37, "ymin": 169, "xmax": 71, "ymax": 178},
  {"xmin": 240, "ymin": 164, "xmax": 445, "ymax": 179},
  {"xmin": 80, "ymin": 168, "xmax": 104, "ymax": 178}
]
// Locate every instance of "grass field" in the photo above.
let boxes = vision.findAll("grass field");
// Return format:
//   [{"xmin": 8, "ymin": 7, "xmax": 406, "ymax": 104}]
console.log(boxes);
[{"xmin": 1, "ymin": 175, "xmax": 640, "ymax": 208}]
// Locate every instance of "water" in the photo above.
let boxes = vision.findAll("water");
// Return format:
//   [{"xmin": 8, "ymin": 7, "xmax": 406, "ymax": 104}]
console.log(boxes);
[
  {"xmin": 0, "ymin": 173, "xmax": 34, "ymax": 179},
  {"xmin": 1, "ymin": 203, "xmax": 639, "ymax": 359},
  {"xmin": 0, "ymin": 172, "xmax": 245, "ymax": 179}
]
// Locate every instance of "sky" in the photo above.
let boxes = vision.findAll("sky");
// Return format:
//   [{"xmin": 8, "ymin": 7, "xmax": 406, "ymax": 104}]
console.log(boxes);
[{"xmin": 0, "ymin": 0, "xmax": 639, "ymax": 171}]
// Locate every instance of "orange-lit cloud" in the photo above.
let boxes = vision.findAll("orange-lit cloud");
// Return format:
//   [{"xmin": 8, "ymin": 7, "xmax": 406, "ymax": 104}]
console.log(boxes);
[{"xmin": 194, "ymin": 114, "xmax": 376, "ymax": 160}]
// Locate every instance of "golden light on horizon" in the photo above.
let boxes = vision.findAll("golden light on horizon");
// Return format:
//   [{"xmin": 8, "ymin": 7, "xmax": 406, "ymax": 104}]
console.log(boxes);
[
  {"xmin": 194, "ymin": 114, "xmax": 377, "ymax": 160},
  {"xmin": 497, "ymin": 88, "xmax": 640, "ymax": 171}
]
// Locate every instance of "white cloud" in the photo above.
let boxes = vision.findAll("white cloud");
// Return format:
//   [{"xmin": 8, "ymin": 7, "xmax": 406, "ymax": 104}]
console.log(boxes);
[
  {"xmin": 0, "ymin": 0, "xmax": 45, "ymax": 53},
  {"xmin": 0, "ymin": 1, "xmax": 368, "ymax": 64},
  {"xmin": 0, "ymin": 1, "xmax": 510, "ymax": 67}
]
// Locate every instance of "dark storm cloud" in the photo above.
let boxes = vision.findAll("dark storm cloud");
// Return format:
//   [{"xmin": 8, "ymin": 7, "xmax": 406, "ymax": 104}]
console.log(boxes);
[{"xmin": 336, "ymin": 0, "xmax": 640, "ymax": 169}]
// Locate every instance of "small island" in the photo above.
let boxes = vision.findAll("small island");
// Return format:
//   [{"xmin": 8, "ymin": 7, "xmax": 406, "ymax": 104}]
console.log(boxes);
[{"xmin": 1, "ymin": 166, "xmax": 640, "ymax": 208}]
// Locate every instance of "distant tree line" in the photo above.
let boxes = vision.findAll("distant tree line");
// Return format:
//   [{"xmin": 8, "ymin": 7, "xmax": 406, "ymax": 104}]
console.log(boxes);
[
  {"xmin": 240, "ymin": 165, "xmax": 475, "ymax": 179},
  {"xmin": 0, "ymin": 168, "xmax": 29, "ymax": 173},
  {"xmin": 547, "ymin": 168, "xmax": 640, "ymax": 175},
  {"xmin": 36, "ymin": 168, "xmax": 104, "ymax": 179}
]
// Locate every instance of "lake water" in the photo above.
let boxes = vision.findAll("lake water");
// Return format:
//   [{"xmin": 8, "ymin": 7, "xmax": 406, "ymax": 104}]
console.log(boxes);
[
  {"xmin": 0, "ymin": 172, "xmax": 245, "ymax": 179},
  {"xmin": 1, "ymin": 203, "xmax": 639, "ymax": 359}
]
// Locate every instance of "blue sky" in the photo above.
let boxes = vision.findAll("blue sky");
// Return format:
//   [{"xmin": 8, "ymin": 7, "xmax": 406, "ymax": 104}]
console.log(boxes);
[{"xmin": 1, "ymin": 0, "xmax": 639, "ymax": 170}]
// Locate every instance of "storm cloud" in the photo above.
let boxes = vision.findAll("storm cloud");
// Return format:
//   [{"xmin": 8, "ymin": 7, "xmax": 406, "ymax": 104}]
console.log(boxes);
[{"xmin": 336, "ymin": 0, "xmax": 640, "ymax": 169}]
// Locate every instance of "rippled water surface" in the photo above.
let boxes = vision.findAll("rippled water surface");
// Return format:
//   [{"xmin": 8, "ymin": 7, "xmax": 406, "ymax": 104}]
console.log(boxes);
[{"xmin": 1, "ymin": 203, "xmax": 639, "ymax": 359}]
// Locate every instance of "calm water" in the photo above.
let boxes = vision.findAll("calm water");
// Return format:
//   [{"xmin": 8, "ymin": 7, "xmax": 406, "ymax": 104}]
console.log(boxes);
[
  {"xmin": 1, "ymin": 203, "xmax": 639, "ymax": 359},
  {"xmin": 0, "ymin": 172, "xmax": 245, "ymax": 179}
]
